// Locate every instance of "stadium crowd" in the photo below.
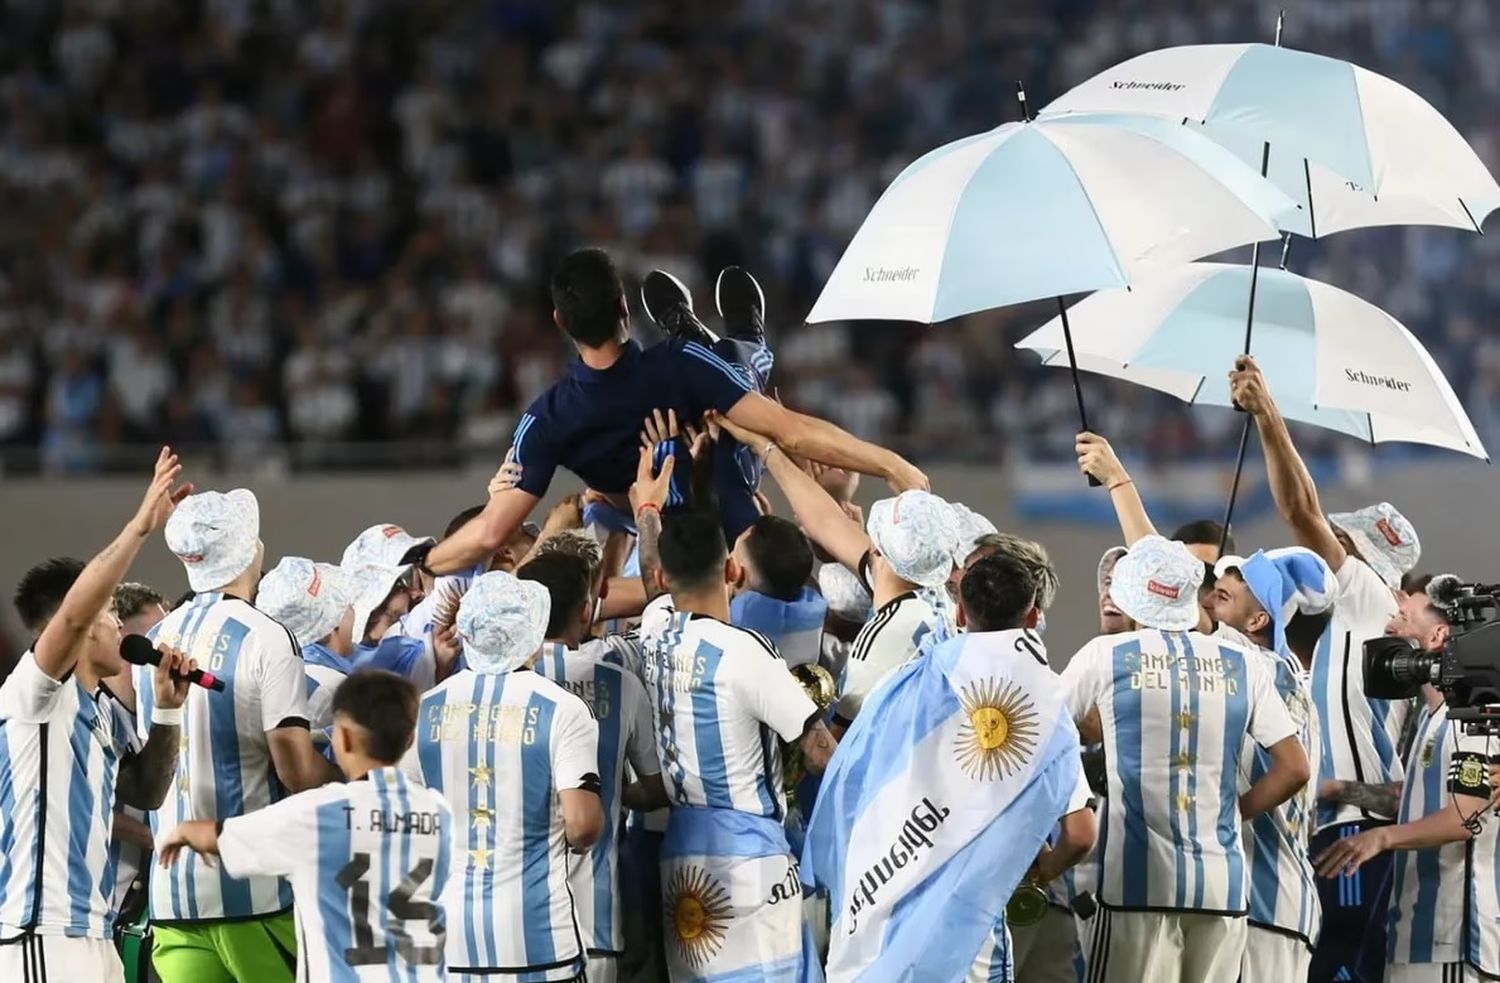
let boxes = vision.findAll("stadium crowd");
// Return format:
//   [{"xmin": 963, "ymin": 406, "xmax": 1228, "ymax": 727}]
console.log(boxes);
[
  {"xmin": 2, "ymin": 248, "xmax": 1496, "ymax": 983},
  {"xmin": 2, "ymin": 0, "xmax": 1500, "ymax": 473}
]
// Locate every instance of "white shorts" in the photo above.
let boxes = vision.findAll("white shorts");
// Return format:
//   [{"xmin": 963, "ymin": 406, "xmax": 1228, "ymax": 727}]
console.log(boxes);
[
  {"xmin": 1085, "ymin": 908, "xmax": 1246, "ymax": 983},
  {"xmin": 1240, "ymin": 925, "xmax": 1311, "ymax": 982},
  {"xmin": 1387, "ymin": 963, "xmax": 1475, "ymax": 983},
  {"xmin": 0, "ymin": 934, "xmax": 125, "ymax": 983},
  {"xmin": 587, "ymin": 953, "xmax": 618, "ymax": 983}
]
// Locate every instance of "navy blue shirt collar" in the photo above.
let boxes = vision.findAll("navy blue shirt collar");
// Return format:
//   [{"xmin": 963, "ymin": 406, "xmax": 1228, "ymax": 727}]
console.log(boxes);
[{"xmin": 568, "ymin": 339, "xmax": 641, "ymax": 382}]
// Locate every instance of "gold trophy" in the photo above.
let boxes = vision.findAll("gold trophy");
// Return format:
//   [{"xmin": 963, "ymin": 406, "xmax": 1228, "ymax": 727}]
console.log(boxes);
[
  {"xmin": 1005, "ymin": 880, "xmax": 1049, "ymax": 927},
  {"xmin": 783, "ymin": 663, "xmax": 837, "ymax": 812}
]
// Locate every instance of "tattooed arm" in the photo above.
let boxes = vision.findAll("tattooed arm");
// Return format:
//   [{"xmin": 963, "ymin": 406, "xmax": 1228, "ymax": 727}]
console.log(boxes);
[
  {"xmin": 1317, "ymin": 779, "xmax": 1402, "ymax": 819},
  {"xmin": 629, "ymin": 442, "xmax": 673, "ymax": 602},
  {"xmin": 116, "ymin": 722, "xmax": 182, "ymax": 811},
  {"xmin": 116, "ymin": 644, "xmax": 193, "ymax": 811}
]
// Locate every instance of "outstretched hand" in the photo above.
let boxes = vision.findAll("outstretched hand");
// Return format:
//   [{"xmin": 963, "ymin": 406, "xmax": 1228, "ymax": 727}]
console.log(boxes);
[
  {"xmin": 630, "ymin": 445, "xmax": 676, "ymax": 517},
  {"xmin": 131, "ymin": 447, "xmax": 193, "ymax": 538}
]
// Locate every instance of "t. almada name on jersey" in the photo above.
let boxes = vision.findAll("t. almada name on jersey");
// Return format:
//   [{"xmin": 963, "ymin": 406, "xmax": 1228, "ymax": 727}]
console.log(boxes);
[
  {"xmin": 845, "ymin": 797, "xmax": 951, "ymax": 933},
  {"xmin": 343, "ymin": 805, "xmax": 444, "ymax": 836}
]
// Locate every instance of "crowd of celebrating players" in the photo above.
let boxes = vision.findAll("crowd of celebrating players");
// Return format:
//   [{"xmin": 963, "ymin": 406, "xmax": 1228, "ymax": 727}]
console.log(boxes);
[{"xmin": 1, "ymin": 251, "xmax": 1494, "ymax": 983}]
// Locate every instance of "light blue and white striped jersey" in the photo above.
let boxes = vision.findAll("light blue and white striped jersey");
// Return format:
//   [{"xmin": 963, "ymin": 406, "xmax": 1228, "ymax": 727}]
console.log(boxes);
[
  {"xmin": 1312, "ymin": 557, "xmax": 1409, "ymax": 830},
  {"xmin": 1240, "ymin": 648, "xmax": 1321, "ymax": 946},
  {"xmin": 217, "ymin": 767, "xmax": 452, "ymax": 982},
  {"xmin": 1464, "ymin": 747, "xmax": 1500, "ymax": 979},
  {"xmin": 639, "ymin": 596, "xmax": 817, "ymax": 819},
  {"xmin": 401, "ymin": 668, "xmax": 599, "ymax": 979},
  {"xmin": 534, "ymin": 641, "xmax": 659, "ymax": 956},
  {"xmin": 303, "ymin": 641, "xmax": 354, "ymax": 733},
  {"xmin": 1387, "ymin": 703, "xmax": 1491, "ymax": 966},
  {"xmin": 140, "ymin": 593, "xmax": 310, "ymax": 922},
  {"xmin": 1060, "ymin": 629, "xmax": 1296, "ymax": 913},
  {"xmin": 0, "ymin": 652, "xmax": 137, "ymax": 939}
]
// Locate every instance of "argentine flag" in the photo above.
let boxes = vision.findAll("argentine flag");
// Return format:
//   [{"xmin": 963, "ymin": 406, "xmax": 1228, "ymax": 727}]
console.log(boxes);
[{"xmin": 802, "ymin": 629, "xmax": 1080, "ymax": 982}]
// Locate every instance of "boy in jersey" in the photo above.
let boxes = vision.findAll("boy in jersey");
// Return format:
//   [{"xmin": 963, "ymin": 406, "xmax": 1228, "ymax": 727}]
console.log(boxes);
[
  {"xmin": 146, "ymin": 489, "xmax": 340, "ymax": 983},
  {"xmin": 1231, "ymin": 355, "xmax": 1419, "ymax": 983},
  {"xmin": 256, "ymin": 558, "xmax": 357, "ymax": 736},
  {"xmin": 1313, "ymin": 587, "xmax": 1500, "ymax": 983},
  {"xmin": 518, "ymin": 552, "xmax": 670, "ymax": 983},
  {"xmin": 1059, "ymin": 535, "xmax": 1311, "ymax": 983},
  {"xmin": 1208, "ymin": 547, "xmax": 1338, "ymax": 981},
  {"xmin": 712, "ymin": 411, "xmax": 958, "ymax": 732},
  {"xmin": 0, "ymin": 449, "xmax": 192, "ymax": 983},
  {"xmin": 638, "ymin": 508, "xmax": 838, "ymax": 982},
  {"xmin": 425, "ymin": 248, "xmax": 927, "ymax": 577},
  {"xmin": 158, "ymin": 670, "xmax": 452, "ymax": 983},
  {"xmin": 402, "ymin": 570, "xmax": 603, "ymax": 982}
]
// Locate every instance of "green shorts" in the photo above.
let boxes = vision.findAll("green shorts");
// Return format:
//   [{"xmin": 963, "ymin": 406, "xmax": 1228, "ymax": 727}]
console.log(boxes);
[{"xmin": 152, "ymin": 912, "xmax": 297, "ymax": 983}]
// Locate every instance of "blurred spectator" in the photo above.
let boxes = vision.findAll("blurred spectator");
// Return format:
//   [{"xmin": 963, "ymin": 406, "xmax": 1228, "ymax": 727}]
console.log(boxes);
[{"xmin": 0, "ymin": 0, "xmax": 1493, "ymax": 475}]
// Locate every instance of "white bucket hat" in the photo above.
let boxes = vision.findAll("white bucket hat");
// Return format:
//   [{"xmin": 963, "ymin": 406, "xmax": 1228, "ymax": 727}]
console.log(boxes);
[
  {"xmin": 347, "ymin": 563, "xmax": 411, "ymax": 644},
  {"xmin": 1109, "ymin": 535, "xmax": 1205, "ymax": 632},
  {"xmin": 165, "ymin": 489, "xmax": 261, "ymax": 593},
  {"xmin": 950, "ymin": 503, "xmax": 998, "ymax": 569},
  {"xmin": 341, "ymin": 523, "xmax": 436, "ymax": 570},
  {"xmin": 1328, "ymin": 502, "xmax": 1420, "ymax": 590},
  {"xmin": 867, "ymin": 491, "xmax": 960, "ymax": 589},
  {"xmin": 257, "ymin": 558, "xmax": 351, "ymax": 647},
  {"xmin": 457, "ymin": 571, "xmax": 551, "ymax": 673},
  {"xmin": 1097, "ymin": 546, "xmax": 1128, "ymax": 595}
]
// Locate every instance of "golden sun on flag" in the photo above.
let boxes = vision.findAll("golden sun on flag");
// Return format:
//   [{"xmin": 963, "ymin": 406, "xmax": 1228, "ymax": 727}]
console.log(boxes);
[
  {"xmin": 665, "ymin": 865, "xmax": 733, "ymax": 968},
  {"xmin": 955, "ymin": 678, "xmax": 1039, "ymax": 782}
]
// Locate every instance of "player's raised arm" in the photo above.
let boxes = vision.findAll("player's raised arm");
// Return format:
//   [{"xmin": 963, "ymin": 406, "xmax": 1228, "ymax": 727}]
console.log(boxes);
[
  {"xmin": 1076, "ymin": 432, "xmax": 1158, "ymax": 546},
  {"xmin": 35, "ymin": 447, "xmax": 190, "ymax": 680},
  {"xmin": 714, "ymin": 412, "xmax": 870, "ymax": 575},
  {"xmin": 721, "ymin": 389, "xmax": 928, "ymax": 493},
  {"xmin": 1233, "ymin": 355, "xmax": 1347, "ymax": 570}
]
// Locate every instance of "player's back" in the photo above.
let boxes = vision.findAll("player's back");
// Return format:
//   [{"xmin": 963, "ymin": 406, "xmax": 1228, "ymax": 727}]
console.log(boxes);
[
  {"xmin": 216, "ymin": 768, "xmax": 451, "ymax": 983},
  {"xmin": 405, "ymin": 667, "xmax": 595, "ymax": 980},
  {"xmin": 1068, "ymin": 628, "xmax": 1275, "ymax": 914},
  {"xmin": 142, "ymin": 591, "xmax": 308, "ymax": 921},
  {"xmin": 534, "ymin": 642, "xmax": 657, "ymax": 957},
  {"xmin": 510, "ymin": 336, "xmax": 753, "ymax": 519},
  {"xmin": 640, "ymin": 603, "xmax": 805, "ymax": 818}
]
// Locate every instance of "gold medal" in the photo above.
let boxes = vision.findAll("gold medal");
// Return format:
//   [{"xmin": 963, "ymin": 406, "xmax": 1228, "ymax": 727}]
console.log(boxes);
[{"xmin": 1006, "ymin": 880, "xmax": 1049, "ymax": 927}]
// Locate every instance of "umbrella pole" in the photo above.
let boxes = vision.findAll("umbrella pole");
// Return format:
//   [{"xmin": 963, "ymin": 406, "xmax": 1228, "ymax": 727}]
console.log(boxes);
[
  {"xmin": 1017, "ymin": 80, "xmax": 1099, "ymax": 486},
  {"xmin": 1057, "ymin": 296, "xmax": 1103, "ymax": 487},
  {"xmin": 1219, "ymin": 12, "xmax": 1286, "ymax": 554}
]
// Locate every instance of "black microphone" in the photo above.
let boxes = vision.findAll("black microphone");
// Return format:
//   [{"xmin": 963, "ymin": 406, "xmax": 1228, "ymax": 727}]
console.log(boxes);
[{"xmin": 120, "ymin": 634, "xmax": 226, "ymax": 692}]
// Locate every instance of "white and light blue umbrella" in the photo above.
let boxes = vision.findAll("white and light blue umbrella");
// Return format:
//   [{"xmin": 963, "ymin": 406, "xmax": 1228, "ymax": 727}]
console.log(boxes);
[
  {"xmin": 1015, "ymin": 262, "xmax": 1488, "ymax": 459},
  {"xmin": 805, "ymin": 113, "xmax": 1299, "ymax": 326},
  {"xmin": 1040, "ymin": 43, "xmax": 1500, "ymax": 237}
]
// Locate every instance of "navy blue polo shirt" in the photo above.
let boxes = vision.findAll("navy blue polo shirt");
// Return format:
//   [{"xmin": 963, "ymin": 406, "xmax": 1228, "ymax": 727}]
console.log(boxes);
[{"xmin": 510, "ymin": 337, "xmax": 753, "ymax": 503}]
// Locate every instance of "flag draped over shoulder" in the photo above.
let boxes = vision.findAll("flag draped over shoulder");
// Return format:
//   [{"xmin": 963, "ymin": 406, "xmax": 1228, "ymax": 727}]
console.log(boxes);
[{"xmin": 801, "ymin": 629, "xmax": 1081, "ymax": 983}]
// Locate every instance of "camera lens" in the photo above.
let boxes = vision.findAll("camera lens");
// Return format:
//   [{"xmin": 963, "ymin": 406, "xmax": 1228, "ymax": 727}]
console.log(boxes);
[{"xmin": 1363, "ymin": 636, "xmax": 1438, "ymax": 701}]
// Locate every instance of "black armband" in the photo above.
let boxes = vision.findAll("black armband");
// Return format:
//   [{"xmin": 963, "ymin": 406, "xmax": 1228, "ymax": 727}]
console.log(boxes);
[
  {"xmin": 1449, "ymin": 751, "xmax": 1490, "ymax": 797},
  {"xmin": 577, "ymin": 773, "xmax": 602, "ymax": 796}
]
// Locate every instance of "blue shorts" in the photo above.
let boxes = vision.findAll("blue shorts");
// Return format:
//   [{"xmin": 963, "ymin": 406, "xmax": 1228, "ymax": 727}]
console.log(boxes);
[{"xmin": 1309, "ymin": 820, "xmax": 1396, "ymax": 983}]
